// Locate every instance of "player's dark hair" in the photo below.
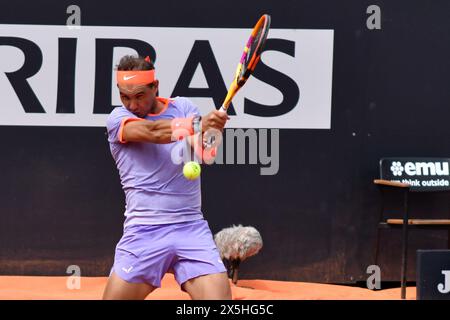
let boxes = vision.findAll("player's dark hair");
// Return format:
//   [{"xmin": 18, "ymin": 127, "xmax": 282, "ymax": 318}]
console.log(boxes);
[{"xmin": 116, "ymin": 55, "xmax": 154, "ymax": 71}]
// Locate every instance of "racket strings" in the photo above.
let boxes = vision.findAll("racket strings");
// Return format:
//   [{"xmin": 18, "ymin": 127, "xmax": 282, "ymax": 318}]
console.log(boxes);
[
  {"xmin": 221, "ymin": 14, "xmax": 271, "ymax": 111},
  {"xmin": 238, "ymin": 17, "xmax": 269, "ymax": 83}
]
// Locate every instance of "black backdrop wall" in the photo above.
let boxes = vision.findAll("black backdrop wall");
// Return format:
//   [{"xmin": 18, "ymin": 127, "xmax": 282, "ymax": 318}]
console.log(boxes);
[{"xmin": 1, "ymin": 0, "xmax": 450, "ymax": 283}]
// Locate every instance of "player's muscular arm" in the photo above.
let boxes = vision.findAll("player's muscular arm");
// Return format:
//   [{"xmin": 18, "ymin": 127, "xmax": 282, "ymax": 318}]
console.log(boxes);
[
  {"xmin": 121, "ymin": 110, "xmax": 228, "ymax": 144},
  {"xmin": 122, "ymin": 119, "xmax": 173, "ymax": 144}
]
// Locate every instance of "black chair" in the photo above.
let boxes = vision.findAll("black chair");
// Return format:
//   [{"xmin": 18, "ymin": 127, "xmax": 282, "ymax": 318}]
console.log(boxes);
[{"xmin": 374, "ymin": 157, "xmax": 450, "ymax": 299}]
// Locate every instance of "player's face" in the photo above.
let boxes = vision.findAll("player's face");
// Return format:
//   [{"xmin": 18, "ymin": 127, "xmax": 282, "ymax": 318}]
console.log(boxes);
[{"xmin": 118, "ymin": 81, "xmax": 158, "ymax": 118}]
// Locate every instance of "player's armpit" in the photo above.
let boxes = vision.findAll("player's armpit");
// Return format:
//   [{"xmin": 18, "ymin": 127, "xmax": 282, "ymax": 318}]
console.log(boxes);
[{"xmin": 121, "ymin": 118, "xmax": 173, "ymax": 144}]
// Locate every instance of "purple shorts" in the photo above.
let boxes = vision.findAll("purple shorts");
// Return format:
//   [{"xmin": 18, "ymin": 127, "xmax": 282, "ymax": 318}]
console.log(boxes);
[{"xmin": 111, "ymin": 219, "xmax": 227, "ymax": 288}]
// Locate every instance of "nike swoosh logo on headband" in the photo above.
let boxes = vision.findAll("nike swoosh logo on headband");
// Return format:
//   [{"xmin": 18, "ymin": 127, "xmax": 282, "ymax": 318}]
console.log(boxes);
[{"xmin": 123, "ymin": 75, "xmax": 137, "ymax": 80}]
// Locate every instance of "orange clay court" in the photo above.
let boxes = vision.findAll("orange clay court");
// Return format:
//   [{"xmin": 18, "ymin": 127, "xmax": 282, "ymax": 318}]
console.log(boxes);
[{"xmin": 0, "ymin": 275, "xmax": 416, "ymax": 300}]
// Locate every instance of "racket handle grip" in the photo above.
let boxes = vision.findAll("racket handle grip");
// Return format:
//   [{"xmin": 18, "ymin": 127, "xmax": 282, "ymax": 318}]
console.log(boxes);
[{"xmin": 204, "ymin": 106, "xmax": 227, "ymax": 148}]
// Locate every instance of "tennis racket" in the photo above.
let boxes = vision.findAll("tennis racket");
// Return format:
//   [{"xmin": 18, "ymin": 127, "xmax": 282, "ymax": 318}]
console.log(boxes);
[
  {"xmin": 203, "ymin": 14, "xmax": 271, "ymax": 149},
  {"xmin": 220, "ymin": 13, "xmax": 271, "ymax": 113}
]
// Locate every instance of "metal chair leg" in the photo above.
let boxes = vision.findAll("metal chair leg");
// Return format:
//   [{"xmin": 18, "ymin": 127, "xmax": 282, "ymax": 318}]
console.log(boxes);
[
  {"xmin": 374, "ymin": 190, "xmax": 386, "ymax": 267},
  {"xmin": 374, "ymin": 227, "xmax": 381, "ymax": 267},
  {"xmin": 400, "ymin": 190, "xmax": 409, "ymax": 299}
]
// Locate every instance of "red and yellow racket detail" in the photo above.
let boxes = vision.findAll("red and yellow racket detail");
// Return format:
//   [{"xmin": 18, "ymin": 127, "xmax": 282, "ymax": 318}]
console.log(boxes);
[{"xmin": 220, "ymin": 14, "xmax": 271, "ymax": 112}]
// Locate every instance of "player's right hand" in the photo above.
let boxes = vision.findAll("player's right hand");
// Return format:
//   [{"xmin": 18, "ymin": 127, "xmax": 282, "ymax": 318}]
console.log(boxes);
[{"xmin": 201, "ymin": 110, "xmax": 230, "ymax": 133}]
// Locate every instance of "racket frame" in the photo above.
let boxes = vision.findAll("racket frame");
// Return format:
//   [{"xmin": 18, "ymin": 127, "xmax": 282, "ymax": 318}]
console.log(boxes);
[{"xmin": 220, "ymin": 14, "xmax": 271, "ymax": 113}]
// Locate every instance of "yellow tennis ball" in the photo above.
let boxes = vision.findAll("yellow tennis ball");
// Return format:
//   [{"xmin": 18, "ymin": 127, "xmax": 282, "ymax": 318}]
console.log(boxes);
[{"xmin": 183, "ymin": 161, "xmax": 201, "ymax": 180}]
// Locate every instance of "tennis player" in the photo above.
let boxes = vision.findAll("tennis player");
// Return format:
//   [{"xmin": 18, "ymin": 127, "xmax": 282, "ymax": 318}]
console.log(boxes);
[{"xmin": 102, "ymin": 55, "xmax": 231, "ymax": 300}]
